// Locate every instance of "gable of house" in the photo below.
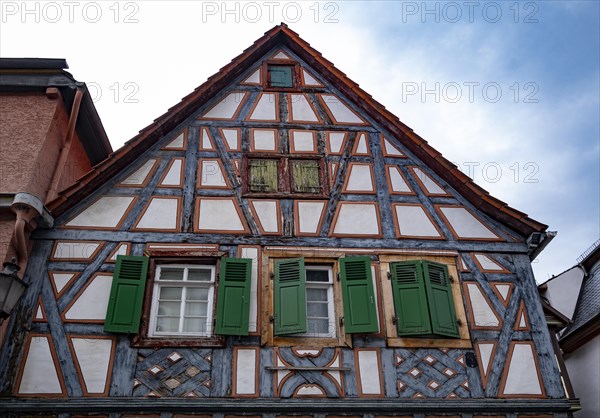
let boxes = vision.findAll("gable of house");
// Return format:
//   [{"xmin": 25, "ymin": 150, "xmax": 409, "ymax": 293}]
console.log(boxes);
[{"xmin": 0, "ymin": 25, "xmax": 569, "ymax": 417}]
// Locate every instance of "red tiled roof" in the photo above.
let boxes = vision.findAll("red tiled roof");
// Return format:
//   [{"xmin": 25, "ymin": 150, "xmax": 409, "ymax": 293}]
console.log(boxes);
[{"xmin": 48, "ymin": 24, "xmax": 547, "ymax": 236}]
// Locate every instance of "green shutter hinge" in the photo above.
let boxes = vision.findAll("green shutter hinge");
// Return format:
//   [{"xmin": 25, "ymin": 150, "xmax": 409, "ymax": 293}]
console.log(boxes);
[
  {"xmin": 336, "ymin": 273, "xmax": 340, "ymax": 282},
  {"xmin": 270, "ymin": 272, "xmax": 275, "ymax": 280},
  {"xmin": 392, "ymin": 316, "xmax": 398, "ymax": 324},
  {"xmin": 387, "ymin": 272, "xmax": 392, "ymax": 280},
  {"xmin": 339, "ymin": 317, "xmax": 344, "ymax": 327},
  {"xmin": 450, "ymin": 275, "xmax": 455, "ymax": 283},
  {"xmin": 456, "ymin": 319, "xmax": 463, "ymax": 326},
  {"xmin": 269, "ymin": 315, "xmax": 274, "ymax": 323}
]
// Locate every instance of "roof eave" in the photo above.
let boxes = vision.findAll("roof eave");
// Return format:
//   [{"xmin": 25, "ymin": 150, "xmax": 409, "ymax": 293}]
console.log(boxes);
[
  {"xmin": 560, "ymin": 313, "xmax": 600, "ymax": 353},
  {"xmin": 0, "ymin": 63, "xmax": 112, "ymax": 164}
]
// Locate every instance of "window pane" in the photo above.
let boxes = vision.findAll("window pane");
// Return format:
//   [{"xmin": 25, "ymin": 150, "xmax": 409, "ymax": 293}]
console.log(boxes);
[
  {"xmin": 151, "ymin": 264, "xmax": 216, "ymax": 337},
  {"xmin": 188, "ymin": 268, "xmax": 212, "ymax": 282},
  {"xmin": 187, "ymin": 287, "xmax": 209, "ymax": 301},
  {"xmin": 158, "ymin": 301, "xmax": 181, "ymax": 316},
  {"xmin": 185, "ymin": 301, "xmax": 208, "ymax": 316},
  {"xmin": 159, "ymin": 267, "xmax": 185, "ymax": 281},
  {"xmin": 156, "ymin": 317, "xmax": 179, "ymax": 333},
  {"xmin": 307, "ymin": 301, "xmax": 328, "ymax": 317},
  {"xmin": 307, "ymin": 288, "xmax": 328, "ymax": 302},
  {"xmin": 291, "ymin": 160, "xmax": 320, "ymax": 193},
  {"xmin": 160, "ymin": 287, "xmax": 182, "ymax": 300},
  {"xmin": 308, "ymin": 318, "xmax": 330, "ymax": 335},
  {"xmin": 306, "ymin": 269, "xmax": 329, "ymax": 282},
  {"xmin": 249, "ymin": 159, "xmax": 278, "ymax": 192},
  {"xmin": 183, "ymin": 318, "xmax": 206, "ymax": 333},
  {"xmin": 269, "ymin": 65, "xmax": 293, "ymax": 87}
]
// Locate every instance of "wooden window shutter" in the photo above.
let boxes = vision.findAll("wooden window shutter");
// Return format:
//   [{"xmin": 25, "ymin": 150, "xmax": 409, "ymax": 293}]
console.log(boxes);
[
  {"xmin": 249, "ymin": 159, "xmax": 278, "ymax": 192},
  {"xmin": 422, "ymin": 261, "xmax": 459, "ymax": 338},
  {"xmin": 291, "ymin": 160, "xmax": 320, "ymax": 193},
  {"xmin": 104, "ymin": 255, "xmax": 149, "ymax": 333},
  {"xmin": 339, "ymin": 256, "xmax": 379, "ymax": 333},
  {"xmin": 215, "ymin": 258, "xmax": 252, "ymax": 336},
  {"xmin": 390, "ymin": 261, "xmax": 432, "ymax": 336},
  {"xmin": 274, "ymin": 258, "xmax": 307, "ymax": 335}
]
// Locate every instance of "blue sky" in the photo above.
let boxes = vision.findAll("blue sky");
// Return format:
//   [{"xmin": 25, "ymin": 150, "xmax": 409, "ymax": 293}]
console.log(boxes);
[{"xmin": 1, "ymin": 1, "xmax": 598, "ymax": 282}]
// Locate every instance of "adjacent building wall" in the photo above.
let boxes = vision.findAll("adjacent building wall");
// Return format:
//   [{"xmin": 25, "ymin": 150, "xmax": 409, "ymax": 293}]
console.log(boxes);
[
  {"xmin": 543, "ymin": 267, "xmax": 585, "ymax": 321},
  {"xmin": 0, "ymin": 93, "xmax": 61, "ymax": 198},
  {"xmin": 0, "ymin": 91, "xmax": 92, "ymax": 203},
  {"xmin": 0, "ymin": 213, "xmax": 13, "ymax": 266},
  {"xmin": 565, "ymin": 335, "xmax": 600, "ymax": 417},
  {"xmin": 57, "ymin": 128, "xmax": 93, "ymax": 193}
]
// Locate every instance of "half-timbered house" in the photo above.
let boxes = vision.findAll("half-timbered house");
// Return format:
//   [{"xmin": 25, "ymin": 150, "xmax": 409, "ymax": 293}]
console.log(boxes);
[{"xmin": 0, "ymin": 24, "xmax": 576, "ymax": 417}]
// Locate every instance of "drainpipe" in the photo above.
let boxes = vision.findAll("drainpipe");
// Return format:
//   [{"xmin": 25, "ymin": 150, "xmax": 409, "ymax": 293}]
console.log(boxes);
[
  {"xmin": 45, "ymin": 86, "xmax": 84, "ymax": 205},
  {"xmin": 9, "ymin": 205, "xmax": 37, "ymax": 275},
  {"xmin": 4, "ymin": 193, "xmax": 52, "ymax": 277}
]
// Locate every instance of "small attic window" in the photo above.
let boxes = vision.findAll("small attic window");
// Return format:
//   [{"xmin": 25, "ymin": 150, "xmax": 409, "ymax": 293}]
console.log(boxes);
[
  {"xmin": 268, "ymin": 65, "xmax": 294, "ymax": 88},
  {"xmin": 263, "ymin": 60, "xmax": 300, "ymax": 90}
]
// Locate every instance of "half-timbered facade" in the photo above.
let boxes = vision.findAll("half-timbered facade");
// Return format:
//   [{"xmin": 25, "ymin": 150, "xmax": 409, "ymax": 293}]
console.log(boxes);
[{"xmin": 0, "ymin": 25, "xmax": 575, "ymax": 417}]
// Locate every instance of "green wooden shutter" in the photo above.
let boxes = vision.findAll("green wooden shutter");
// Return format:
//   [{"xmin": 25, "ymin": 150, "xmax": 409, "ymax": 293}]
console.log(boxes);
[
  {"xmin": 339, "ymin": 256, "xmax": 379, "ymax": 333},
  {"xmin": 422, "ymin": 261, "xmax": 459, "ymax": 338},
  {"xmin": 104, "ymin": 255, "xmax": 149, "ymax": 333},
  {"xmin": 390, "ymin": 261, "xmax": 432, "ymax": 336},
  {"xmin": 274, "ymin": 258, "xmax": 307, "ymax": 335},
  {"xmin": 215, "ymin": 258, "xmax": 252, "ymax": 336}
]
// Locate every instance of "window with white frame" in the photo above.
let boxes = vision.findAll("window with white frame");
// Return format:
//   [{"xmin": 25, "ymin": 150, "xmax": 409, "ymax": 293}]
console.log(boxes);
[
  {"xmin": 295, "ymin": 265, "xmax": 335, "ymax": 338},
  {"xmin": 269, "ymin": 255, "xmax": 378, "ymax": 346},
  {"xmin": 148, "ymin": 264, "xmax": 216, "ymax": 337}
]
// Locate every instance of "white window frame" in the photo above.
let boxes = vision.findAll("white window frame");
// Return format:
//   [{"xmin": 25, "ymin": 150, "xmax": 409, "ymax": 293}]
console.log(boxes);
[
  {"xmin": 148, "ymin": 264, "xmax": 216, "ymax": 337},
  {"xmin": 295, "ymin": 265, "xmax": 335, "ymax": 338}
]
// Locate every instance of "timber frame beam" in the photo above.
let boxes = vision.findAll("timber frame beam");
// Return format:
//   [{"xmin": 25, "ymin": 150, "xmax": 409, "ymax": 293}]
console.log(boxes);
[{"xmin": 0, "ymin": 397, "xmax": 578, "ymax": 414}]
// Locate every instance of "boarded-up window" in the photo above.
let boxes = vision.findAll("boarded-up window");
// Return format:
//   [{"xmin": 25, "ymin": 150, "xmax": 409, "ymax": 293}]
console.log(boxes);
[
  {"xmin": 244, "ymin": 157, "xmax": 325, "ymax": 196},
  {"xmin": 291, "ymin": 160, "xmax": 320, "ymax": 193},
  {"xmin": 268, "ymin": 65, "xmax": 294, "ymax": 88},
  {"xmin": 249, "ymin": 159, "xmax": 278, "ymax": 192}
]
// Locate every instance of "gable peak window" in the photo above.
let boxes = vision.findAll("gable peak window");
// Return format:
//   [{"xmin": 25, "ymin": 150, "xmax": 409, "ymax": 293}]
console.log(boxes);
[
  {"xmin": 268, "ymin": 65, "xmax": 294, "ymax": 88},
  {"xmin": 263, "ymin": 60, "xmax": 300, "ymax": 90}
]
